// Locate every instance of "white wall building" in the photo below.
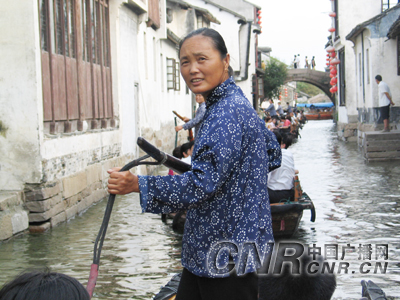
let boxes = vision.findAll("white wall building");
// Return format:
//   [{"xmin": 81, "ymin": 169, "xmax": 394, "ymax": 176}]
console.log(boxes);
[
  {"xmin": 0, "ymin": 0, "xmax": 194, "ymax": 240},
  {"xmin": 0, "ymin": 0, "xmax": 262, "ymax": 240},
  {"xmin": 331, "ymin": 0, "xmax": 400, "ymax": 141}
]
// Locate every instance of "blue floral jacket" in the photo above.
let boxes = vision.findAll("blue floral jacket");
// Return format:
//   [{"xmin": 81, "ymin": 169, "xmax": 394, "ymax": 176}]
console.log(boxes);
[{"xmin": 138, "ymin": 77, "xmax": 281, "ymax": 277}]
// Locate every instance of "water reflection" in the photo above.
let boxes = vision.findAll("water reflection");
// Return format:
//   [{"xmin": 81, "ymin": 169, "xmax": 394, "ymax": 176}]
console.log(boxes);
[
  {"xmin": 0, "ymin": 120, "xmax": 399, "ymax": 299},
  {"xmin": 291, "ymin": 120, "xmax": 400, "ymax": 299}
]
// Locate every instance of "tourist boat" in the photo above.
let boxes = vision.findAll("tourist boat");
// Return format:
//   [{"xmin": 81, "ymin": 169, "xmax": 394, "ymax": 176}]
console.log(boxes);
[
  {"xmin": 304, "ymin": 110, "xmax": 333, "ymax": 120},
  {"xmin": 152, "ymin": 271, "xmax": 388, "ymax": 300},
  {"xmin": 297, "ymin": 102, "xmax": 334, "ymax": 120},
  {"xmin": 167, "ymin": 175, "xmax": 316, "ymax": 239}
]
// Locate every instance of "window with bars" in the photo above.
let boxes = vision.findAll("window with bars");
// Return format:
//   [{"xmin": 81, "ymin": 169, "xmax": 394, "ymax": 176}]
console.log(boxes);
[
  {"xmin": 166, "ymin": 58, "xmax": 180, "ymax": 91},
  {"xmin": 39, "ymin": 0, "xmax": 113, "ymax": 134},
  {"xmin": 382, "ymin": 0, "xmax": 400, "ymax": 11},
  {"xmin": 339, "ymin": 49, "xmax": 346, "ymax": 106},
  {"xmin": 398, "ymin": 36, "xmax": 400, "ymax": 75},
  {"xmin": 196, "ymin": 14, "xmax": 209, "ymax": 29},
  {"xmin": 366, "ymin": 49, "xmax": 370, "ymax": 84},
  {"xmin": 258, "ymin": 77, "xmax": 263, "ymax": 98}
]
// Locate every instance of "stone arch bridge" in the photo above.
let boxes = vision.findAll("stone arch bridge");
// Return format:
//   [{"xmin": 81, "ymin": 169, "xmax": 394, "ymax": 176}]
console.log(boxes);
[{"xmin": 285, "ymin": 69, "xmax": 334, "ymax": 102}]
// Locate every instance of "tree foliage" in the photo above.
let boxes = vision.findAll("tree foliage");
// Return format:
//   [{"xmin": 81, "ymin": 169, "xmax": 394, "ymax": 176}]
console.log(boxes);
[
  {"xmin": 296, "ymin": 82, "xmax": 323, "ymax": 97},
  {"xmin": 263, "ymin": 57, "xmax": 288, "ymax": 99}
]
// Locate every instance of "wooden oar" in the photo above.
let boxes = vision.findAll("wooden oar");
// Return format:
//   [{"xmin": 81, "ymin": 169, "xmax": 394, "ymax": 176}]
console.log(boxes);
[
  {"xmin": 172, "ymin": 111, "xmax": 194, "ymax": 141},
  {"xmin": 172, "ymin": 110, "xmax": 185, "ymax": 121}
]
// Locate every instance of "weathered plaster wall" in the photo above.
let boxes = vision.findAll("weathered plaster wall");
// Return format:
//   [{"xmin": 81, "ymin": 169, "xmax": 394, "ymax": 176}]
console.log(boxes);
[{"xmin": 0, "ymin": 1, "xmax": 43, "ymax": 190}]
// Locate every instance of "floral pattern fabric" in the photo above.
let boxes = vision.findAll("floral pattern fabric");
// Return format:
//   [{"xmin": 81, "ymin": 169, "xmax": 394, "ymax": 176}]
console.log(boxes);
[{"xmin": 138, "ymin": 77, "xmax": 281, "ymax": 277}]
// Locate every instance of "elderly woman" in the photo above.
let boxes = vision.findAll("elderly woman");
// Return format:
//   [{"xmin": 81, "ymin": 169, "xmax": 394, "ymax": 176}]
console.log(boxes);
[{"xmin": 108, "ymin": 28, "xmax": 281, "ymax": 300}]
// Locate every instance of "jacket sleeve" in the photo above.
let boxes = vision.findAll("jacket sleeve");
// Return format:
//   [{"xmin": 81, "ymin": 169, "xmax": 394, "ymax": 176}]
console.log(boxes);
[
  {"xmin": 183, "ymin": 104, "xmax": 206, "ymax": 130},
  {"xmin": 138, "ymin": 111, "xmax": 241, "ymax": 214},
  {"xmin": 262, "ymin": 121, "xmax": 281, "ymax": 172}
]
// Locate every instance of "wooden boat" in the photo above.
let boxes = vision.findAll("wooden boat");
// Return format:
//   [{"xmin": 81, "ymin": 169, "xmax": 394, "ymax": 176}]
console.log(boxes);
[
  {"xmin": 153, "ymin": 272, "xmax": 388, "ymax": 300},
  {"xmin": 270, "ymin": 191, "xmax": 315, "ymax": 238},
  {"xmin": 168, "ymin": 176, "xmax": 316, "ymax": 238},
  {"xmin": 304, "ymin": 110, "xmax": 333, "ymax": 120}
]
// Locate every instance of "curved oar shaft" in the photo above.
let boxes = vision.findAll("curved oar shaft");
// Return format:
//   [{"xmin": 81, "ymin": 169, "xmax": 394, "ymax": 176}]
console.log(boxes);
[{"xmin": 87, "ymin": 154, "xmax": 158, "ymax": 298}]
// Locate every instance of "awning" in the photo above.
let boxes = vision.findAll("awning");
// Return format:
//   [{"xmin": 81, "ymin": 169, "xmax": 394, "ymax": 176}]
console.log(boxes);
[{"xmin": 297, "ymin": 102, "xmax": 334, "ymax": 108}]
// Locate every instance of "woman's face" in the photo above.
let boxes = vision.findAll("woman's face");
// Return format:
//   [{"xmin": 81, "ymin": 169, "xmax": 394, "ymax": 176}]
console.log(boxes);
[{"xmin": 180, "ymin": 35, "xmax": 230, "ymax": 98}]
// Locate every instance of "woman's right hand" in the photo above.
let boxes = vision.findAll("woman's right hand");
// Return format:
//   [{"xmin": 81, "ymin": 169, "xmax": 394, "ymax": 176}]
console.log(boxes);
[{"xmin": 107, "ymin": 167, "xmax": 139, "ymax": 194}]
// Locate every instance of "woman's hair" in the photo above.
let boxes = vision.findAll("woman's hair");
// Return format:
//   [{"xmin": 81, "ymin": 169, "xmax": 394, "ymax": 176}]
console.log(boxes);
[
  {"xmin": 180, "ymin": 141, "xmax": 195, "ymax": 157},
  {"xmin": 179, "ymin": 28, "xmax": 228, "ymax": 59},
  {"xmin": 0, "ymin": 270, "xmax": 90, "ymax": 300},
  {"xmin": 179, "ymin": 28, "xmax": 234, "ymax": 78}
]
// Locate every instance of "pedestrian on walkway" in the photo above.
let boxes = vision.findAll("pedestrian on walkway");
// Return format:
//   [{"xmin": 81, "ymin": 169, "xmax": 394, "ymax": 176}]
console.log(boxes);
[
  {"xmin": 304, "ymin": 56, "xmax": 309, "ymax": 69},
  {"xmin": 375, "ymin": 75, "xmax": 394, "ymax": 132},
  {"xmin": 296, "ymin": 54, "xmax": 300, "ymax": 69},
  {"xmin": 311, "ymin": 56, "xmax": 316, "ymax": 69},
  {"xmin": 293, "ymin": 55, "xmax": 297, "ymax": 69}
]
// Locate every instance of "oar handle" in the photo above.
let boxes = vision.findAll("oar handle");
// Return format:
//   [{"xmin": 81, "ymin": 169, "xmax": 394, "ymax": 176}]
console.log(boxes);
[
  {"xmin": 172, "ymin": 110, "xmax": 185, "ymax": 121},
  {"xmin": 87, "ymin": 264, "xmax": 99, "ymax": 298},
  {"xmin": 137, "ymin": 137, "xmax": 191, "ymax": 174}
]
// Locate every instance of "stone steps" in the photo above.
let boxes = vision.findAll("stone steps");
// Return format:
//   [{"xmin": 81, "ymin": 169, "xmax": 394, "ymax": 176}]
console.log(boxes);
[
  {"xmin": 0, "ymin": 192, "xmax": 29, "ymax": 240},
  {"xmin": 362, "ymin": 130, "xmax": 400, "ymax": 161}
]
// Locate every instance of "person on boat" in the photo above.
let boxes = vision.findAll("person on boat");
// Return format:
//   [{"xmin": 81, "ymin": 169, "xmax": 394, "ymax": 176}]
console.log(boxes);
[
  {"xmin": 107, "ymin": 27, "xmax": 281, "ymax": 300},
  {"xmin": 0, "ymin": 270, "xmax": 90, "ymax": 300},
  {"xmin": 180, "ymin": 141, "xmax": 194, "ymax": 164},
  {"xmin": 175, "ymin": 94, "xmax": 206, "ymax": 138},
  {"xmin": 290, "ymin": 112, "xmax": 299, "ymax": 134},
  {"xmin": 278, "ymin": 115, "xmax": 291, "ymax": 130},
  {"xmin": 267, "ymin": 133, "xmax": 297, "ymax": 204},
  {"xmin": 286, "ymin": 102, "xmax": 293, "ymax": 114},
  {"xmin": 265, "ymin": 116, "xmax": 276, "ymax": 131},
  {"xmin": 276, "ymin": 101, "xmax": 284, "ymax": 116},
  {"xmin": 263, "ymin": 99, "xmax": 278, "ymax": 117}
]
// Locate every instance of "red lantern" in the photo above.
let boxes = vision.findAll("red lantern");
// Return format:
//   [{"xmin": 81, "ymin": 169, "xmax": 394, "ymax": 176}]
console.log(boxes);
[
  {"xmin": 330, "ymin": 68, "xmax": 337, "ymax": 76},
  {"xmin": 330, "ymin": 52, "xmax": 336, "ymax": 58},
  {"xmin": 326, "ymin": 62, "xmax": 330, "ymax": 66},
  {"xmin": 328, "ymin": 27, "xmax": 336, "ymax": 33},
  {"xmin": 326, "ymin": 46, "xmax": 335, "ymax": 53},
  {"xmin": 332, "ymin": 86, "xmax": 338, "ymax": 93},
  {"xmin": 329, "ymin": 87, "xmax": 334, "ymax": 93},
  {"xmin": 326, "ymin": 54, "xmax": 330, "ymax": 57},
  {"xmin": 258, "ymin": 20, "xmax": 262, "ymax": 24},
  {"xmin": 330, "ymin": 77, "xmax": 338, "ymax": 85},
  {"xmin": 330, "ymin": 58, "xmax": 341, "ymax": 65},
  {"xmin": 329, "ymin": 12, "xmax": 337, "ymax": 17},
  {"xmin": 330, "ymin": 73, "xmax": 335, "ymax": 78}
]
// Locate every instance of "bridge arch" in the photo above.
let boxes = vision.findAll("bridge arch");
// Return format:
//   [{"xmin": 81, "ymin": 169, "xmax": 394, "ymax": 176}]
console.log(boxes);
[{"xmin": 285, "ymin": 69, "xmax": 334, "ymax": 102}]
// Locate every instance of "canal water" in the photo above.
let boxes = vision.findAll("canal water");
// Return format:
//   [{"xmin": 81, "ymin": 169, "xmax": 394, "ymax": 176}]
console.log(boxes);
[{"xmin": 0, "ymin": 120, "xmax": 399, "ymax": 299}]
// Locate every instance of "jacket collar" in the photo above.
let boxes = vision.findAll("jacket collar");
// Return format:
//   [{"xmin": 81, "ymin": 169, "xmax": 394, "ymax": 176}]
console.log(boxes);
[{"xmin": 206, "ymin": 77, "xmax": 234, "ymax": 109}]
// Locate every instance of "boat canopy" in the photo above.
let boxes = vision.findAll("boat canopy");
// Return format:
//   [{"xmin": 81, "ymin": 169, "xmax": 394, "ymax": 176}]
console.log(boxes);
[{"xmin": 296, "ymin": 102, "xmax": 334, "ymax": 108}]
